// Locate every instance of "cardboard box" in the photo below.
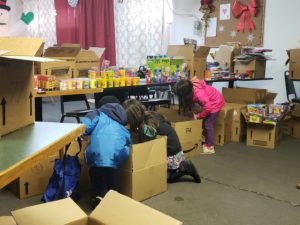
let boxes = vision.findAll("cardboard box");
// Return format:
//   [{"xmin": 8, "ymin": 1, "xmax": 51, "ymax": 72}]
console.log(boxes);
[
  {"xmin": 234, "ymin": 58, "xmax": 266, "ymax": 78},
  {"xmin": 0, "ymin": 37, "xmax": 58, "ymax": 137},
  {"xmin": 292, "ymin": 103, "xmax": 300, "ymax": 117},
  {"xmin": 167, "ymin": 45, "xmax": 210, "ymax": 79},
  {"xmin": 43, "ymin": 45, "xmax": 81, "ymax": 78},
  {"xmin": 225, "ymin": 103, "xmax": 247, "ymax": 142},
  {"xmin": 287, "ymin": 49, "xmax": 300, "ymax": 79},
  {"xmin": 222, "ymin": 88, "xmax": 277, "ymax": 104},
  {"xmin": 290, "ymin": 118, "xmax": 300, "ymax": 139},
  {"xmin": 118, "ymin": 136, "xmax": 168, "ymax": 201},
  {"xmin": 157, "ymin": 107, "xmax": 202, "ymax": 158},
  {"xmin": 246, "ymin": 124, "xmax": 282, "ymax": 149},
  {"xmin": 35, "ymin": 60, "xmax": 73, "ymax": 79},
  {"xmin": 10, "ymin": 190, "xmax": 182, "ymax": 225},
  {"xmin": 74, "ymin": 47, "xmax": 105, "ymax": 77},
  {"xmin": 8, "ymin": 153, "xmax": 60, "ymax": 199},
  {"xmin": 214, "ymin": 106, "xmax": 234, "ymax": 146},
  {"xmin": 215, "ymin": 44, "xmax": 241, "ymax": 72},
  {"xmin": 281, "ymin": 117, "xmax": 292, "ymax": 136}
]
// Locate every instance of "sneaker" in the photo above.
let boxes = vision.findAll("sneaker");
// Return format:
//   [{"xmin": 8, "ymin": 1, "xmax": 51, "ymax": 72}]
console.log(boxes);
[
  {"xmin": 184, "ymin": 160, "xmax": 201, "ymax": 183},
  {"xmin": 297, "ymin": 182, "xmax": 300, "ymax": 189},
  {"xmin": 202, "ymin": 144, "xmax": 215, "ymax": 154}
]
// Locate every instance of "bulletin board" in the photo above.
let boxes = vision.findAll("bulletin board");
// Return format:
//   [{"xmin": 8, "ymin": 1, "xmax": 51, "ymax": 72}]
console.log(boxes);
[{"xmin": 205, "ymin": 0, "xmax": 265, "ymax": 47}]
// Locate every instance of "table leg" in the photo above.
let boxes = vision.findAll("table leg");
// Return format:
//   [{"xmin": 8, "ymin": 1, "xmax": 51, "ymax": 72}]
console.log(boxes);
[
  {"xmin": 35, "ymin": 97, "xmax": 43, "ymax": 121},
  {"xmin": 228, "ymin": 81, "xmax": 234, "ymax": 88}
]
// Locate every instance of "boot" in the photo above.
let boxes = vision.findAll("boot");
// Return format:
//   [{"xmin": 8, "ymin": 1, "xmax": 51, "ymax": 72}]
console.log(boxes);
[
  {"xmin": 167, "ymin": 169, "xmax": 185, "ymax": 183},
  {"xmin": 180, "ymin": 160, "xmax": 201, "ymax": 183}
]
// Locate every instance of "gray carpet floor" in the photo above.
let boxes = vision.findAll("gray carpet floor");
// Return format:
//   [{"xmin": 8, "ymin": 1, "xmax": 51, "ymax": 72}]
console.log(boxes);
[{"xmin": 1, "ymin": 97, "xmax": 300, "ymax": 225}]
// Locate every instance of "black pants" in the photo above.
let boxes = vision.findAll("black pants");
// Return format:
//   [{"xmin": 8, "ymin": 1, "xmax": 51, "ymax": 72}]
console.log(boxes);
[{"xmin": 89, "ymin": 166, "xmax": 117, "ymax": 197}]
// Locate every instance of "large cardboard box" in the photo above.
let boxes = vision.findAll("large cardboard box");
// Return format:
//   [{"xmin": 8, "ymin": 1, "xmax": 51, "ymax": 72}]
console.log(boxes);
[
  {"xmin": 225, "ymin": 103, "xmax": 247, "ymax": 142},
  {"xmin": 292, "ymin": 103, "xmax": 300, "ymax": 117},
  {"xmin": 157, "ymin": 107, "xmax": 202, "ymax": 158},
  {"xmin": 35, "ymin": 60, "xmax": 73, "ymax": 79},
  {"xmin": 118, "ymin": 136, "xmax": 167, "ymax": 201},
  {"xmin": 215, "ymin": 44, "xmax": 241, "ymax": 72},
  {"xmin": 214, "ymin": 106, "xmax": 234, "ymax": 146},
  {"xmin": 8, "ymin": 153, "xmax": 60, "ymax": 199},
  {"xmin": 290, "ymin": 118, "xmax": 300, "ymax": 139},
  {"xmin": 287, "ymin": 49, "xmax": 300, "ymax": 79},
  {"xmin": 222, "ymin": 88, "xmax": 277, "ymax": 104},
  {"xmin": 0, "ymin": 216, "xmax": 17, "ymax": 225},
  {"xmin": 10, "ymin": 190, "xmax": 182, "ymax": 225},
  {"xmin": 167, "ymin": 45, "xmax": 210, "ymax": 79},
  {"xmin": 43, "ymin": 45, "xmax": 81, "ymax": 78},
  {"xmin": 246, "ymin": 124, "xmax": 282, "ymax": 149},
  {"xmin": 75, "ymin": 47, "xmax": 105, "ymax": 77},
  {"xmin": 234, "ymin": 58, "xmax": 266, "ymax": 78},
  {"xmin": 0, "ymin": 38, "xmax": 58, "ymax": 137}
]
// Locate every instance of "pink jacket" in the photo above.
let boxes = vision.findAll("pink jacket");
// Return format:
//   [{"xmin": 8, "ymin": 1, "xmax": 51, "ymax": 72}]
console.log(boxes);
[{"xmin": 191, "ymin": 77, "xmax": 224, "ymax": 119}]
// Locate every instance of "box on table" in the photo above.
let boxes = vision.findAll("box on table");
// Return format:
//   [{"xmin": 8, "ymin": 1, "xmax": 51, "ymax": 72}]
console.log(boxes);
[
  {"xmin": 75, "ymin": 47, "xmax": 105, "ymax": 77},
  {"xmin": 8, "ymin": 152, "xmax": 60, "ymax": 199},
  {"xmin": 246, "ymin": 123, "xmax": 282, "ymax": 149},
  {"xmin": 215, "ymin": 44, "xmax": 241, "ymax": 72},
  {"xmin": 214, "ymin": 106, "xmax": 234, "ymax": 146},
  {"xmin": 157, "ymin": 107, "xmax": 203, "ymax": 158},
  {"xmin": 35, "ymin": 60, "xmax": 73, "ymax": 80},
  {"xmin": 0, "ymin": 37, "xmax": 58, "ymax": 137},
  {"xmin": 118, "ymin": 136, "xmax": 167, "ymax": 201},
  {"xmin": 43, "ymin": 45, "xmax": 81, "ymax": 78},
  {"xmin": 222, "ymin": 87, "xmax": 277, "ymax": 104},
  {"xmin": 287, "ymin": 49, "xmax": 300, "ymax": 79},
  {"xmin": 225, "ymin": 103, "xmax": 247, "ymax": 142},
  {"xmin": 234, "ymin": 58, "xmax": 266, "ymax": 78},
  {"xmin": 10, "ymin": 190, "xmax": 182, "ymax": 225},
  {"xmin": 167, "ymin": 45, "xmax": 210, "ymax": 79}
]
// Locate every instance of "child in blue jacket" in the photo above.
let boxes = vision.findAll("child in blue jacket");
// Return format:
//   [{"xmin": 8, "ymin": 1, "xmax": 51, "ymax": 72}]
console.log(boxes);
[{"xmin": 81, "ymin": 96, "xmax": 132, "ymax": 208}]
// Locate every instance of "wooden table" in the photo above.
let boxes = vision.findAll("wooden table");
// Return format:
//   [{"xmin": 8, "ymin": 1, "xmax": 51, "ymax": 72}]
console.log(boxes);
[
  {"xmin": 205, "ymin": 77, "xmax": 273, "ymax": 88},
  {"xmin": 0, "ymin": 122, "xmax": 85, "ymax": 189}
]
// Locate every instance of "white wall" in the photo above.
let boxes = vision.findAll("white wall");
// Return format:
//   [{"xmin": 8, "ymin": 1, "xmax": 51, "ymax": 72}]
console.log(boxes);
[{"xmin": 169, "ymin": 0, "xmax": 300, "ymax": 103}]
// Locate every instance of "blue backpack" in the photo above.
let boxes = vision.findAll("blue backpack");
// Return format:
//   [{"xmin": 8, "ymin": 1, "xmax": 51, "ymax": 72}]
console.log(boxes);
[{"xmin": 42, "ymin": 137, "xmax": 82, "ymax": 202}]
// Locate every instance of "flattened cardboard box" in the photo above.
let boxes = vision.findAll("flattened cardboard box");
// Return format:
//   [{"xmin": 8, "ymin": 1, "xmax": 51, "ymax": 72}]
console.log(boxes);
[
  {"xmin": 157, "ymin": 107, "xmax": 202, "ymax": 158},
  {"xmin": 11, "ymin": 190, "xmax": 182, "ymax": 225},
  {"xmin": 214, "ymin": 106, "xmax": 234, "ymax": 146},
  {"xmin": 118, "ymin": 136, "xmax": 167, "ymax": 201},
  {"xmin": 287, "ymin": 49, "xmax": 300, "ymax": 79},
  {"xmin": 0, "ymin": 37, "xmax": 58, "ymax": 137},
  {"xmin": 8, "ymin": 153, "xmax": 60, "ymax": 199},
  {"xmin": 167, "ymin": 45, "xmax": 210, "ymax": 79}
]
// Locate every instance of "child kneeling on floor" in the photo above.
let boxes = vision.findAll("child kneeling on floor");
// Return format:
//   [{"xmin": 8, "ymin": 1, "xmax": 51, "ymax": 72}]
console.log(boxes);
[
  {"xmin": 81, "ymin": 96, "xmax": 132, "ymax": 208},
  {"xmin": 123, "ymin": 99, "xmax": 201, "ymax": 183}
]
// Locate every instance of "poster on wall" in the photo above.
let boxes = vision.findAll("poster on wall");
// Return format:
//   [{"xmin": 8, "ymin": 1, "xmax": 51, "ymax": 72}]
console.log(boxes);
[{"xmin": 204, "ymin": 0, "xmax": 265, "ymax": 47}]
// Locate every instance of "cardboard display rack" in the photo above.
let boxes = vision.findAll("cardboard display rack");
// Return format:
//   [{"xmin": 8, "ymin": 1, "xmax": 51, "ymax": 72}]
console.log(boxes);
[
  {"xmin": 157, "ymin": 107, "xmax": 203, "ymax": 157},
  {"xmin": 246, "ymin": 123, "xmax": 282, "ymax": 149},
  {"xmin": 8, "ymin": 153, "xmax": 60, "ymax": 199},
  {"xmin": 118, "ymin": 136, "xmax": 168, "ymax": 201},
  {"xmin": 234, "ymin": 58, "xmax": 266, "ymax": 78},
  {"xmin": 215, "ymin": 44, "xmax": 241, "ymax": 72},
  {"xmin": 0, "ymin": 38, "xmax": 58, "ymax": 137},
  {"xmin": 167, "ymin": 45, "xmax": 210, "ymax": 79},
  {"xmin": 225, "ymin": 103, "xmax": 247, "ymax": 142},
  {"xmin": 222, "ymin": 87, "xmax": 277, "ymax": 104},
  {"xmin": 214, "ymin": 106, "xmax": 234, "ymax": 146},
  {"xmin": 287, "ymin": 49, "xmax": 300, "ymax": 79},
  {"xmin": 10, "ymin": 190, "xmax": 182, "ymax": 225}
]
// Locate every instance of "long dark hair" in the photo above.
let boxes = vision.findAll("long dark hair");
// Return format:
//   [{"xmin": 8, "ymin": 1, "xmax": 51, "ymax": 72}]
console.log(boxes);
[{"xmin": 174, "ymin": 79, "xmax": 194, "ymax": 114}]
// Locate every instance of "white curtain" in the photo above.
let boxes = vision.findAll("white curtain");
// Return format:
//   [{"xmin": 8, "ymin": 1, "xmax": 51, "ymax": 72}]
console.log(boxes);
[
  {"xmin": 23, "ymin": 0, "xmax": 57, "ymax": 48},
  {"xmin": 114, "ymin": 0, "xmax": 173, "ymax": 67}
]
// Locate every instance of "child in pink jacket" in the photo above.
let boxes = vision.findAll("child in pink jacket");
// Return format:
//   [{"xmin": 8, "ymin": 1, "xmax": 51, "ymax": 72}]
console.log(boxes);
[{"xmin": 175, "ymin": 76, "xmax": 224, "ymax": 154}]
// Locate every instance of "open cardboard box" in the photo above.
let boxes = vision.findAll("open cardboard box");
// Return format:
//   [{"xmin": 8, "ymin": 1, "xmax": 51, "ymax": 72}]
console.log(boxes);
[
  {"xmin": 215, "ymin": 44, "xmax": 241, "ymax": 72},
  {"xmin": 0, "ymin": 37, "xmax": 59, "ymax": 137},
  {"xmin": 234, "ymin": 58, "xmax": 266, "ymax": 78},
  {"xmin": 9, "ymin": 190, "xmax": 182, "ymax": 225},
  {"xmin": 167, "ymin": 45, "xmax": 210, "ymax": 79},
  {"xmin": 286, "ymin": 49, "xmax": 300, "ymax": 79}
]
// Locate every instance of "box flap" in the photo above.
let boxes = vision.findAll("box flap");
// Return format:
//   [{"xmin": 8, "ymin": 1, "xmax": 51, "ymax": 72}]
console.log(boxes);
[
  {"xmin": 265, "ymin": 92, "xmax": 277, "ymax": 104},
  {"xmin": 0, "ymin": 37, "xmax": 44, "ymax": 56},
  {"xmin": 1, "ymin": 55, "xmax": 62, "ymax": 62},
  {"xmin": 0, "ymin": 216, "xmax": 17, "ymax": 225},
  {"xmin": 167, "ymin": 45, "xmax": 194, "ymax": 58},
  {"xmin": 194, "ymin": 46, "xmax": 210, "ymax": 58},
  {"xmin": 44, "ymin": 46, "xmax": 81, "ymax": 58},
  {"xmin": 90, "ymin": 190, "xmax": 182, "ymax": 225},
  {"xmin": 88, "ymin": 47, "xmax": 105, "ymax": 59},
  {"xmin": 11, "ymin": 198, "xmax": 88, "ymax": 225},
  {"xmin": 157, "ymin": 107, "xmax": 194, "ymax": 122},
  {"xmin": 61, "ymin": 43, "xmax": 81, "ymax": 48}
]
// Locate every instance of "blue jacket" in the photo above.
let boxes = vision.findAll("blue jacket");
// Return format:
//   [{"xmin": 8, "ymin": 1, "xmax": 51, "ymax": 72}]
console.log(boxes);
[{"xmin": 81, "ymin": 103, "xmax": 132, "ymax": 168}]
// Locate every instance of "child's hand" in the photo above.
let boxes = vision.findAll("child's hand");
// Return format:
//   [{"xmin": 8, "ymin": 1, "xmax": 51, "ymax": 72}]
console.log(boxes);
[{"xmin": 193, "ymin": 113, "xmax": 198, "ymax": 120}]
